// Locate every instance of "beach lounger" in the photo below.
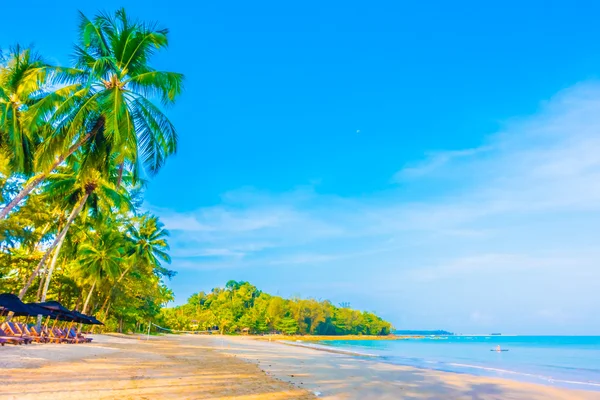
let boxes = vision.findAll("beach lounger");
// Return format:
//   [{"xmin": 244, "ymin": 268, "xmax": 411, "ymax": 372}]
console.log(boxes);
[
  {"xmin": 61, "ymin": 327, "xmax": 83, "ymax": 344},
  {"xmin": 20, "ymin": 323, "xmax": 48, "ymax": 343},
  {"xmin": 3, "ymin": 322, "xmax": 35, "ymax": 344},
  {"xmin": 43, "ymin": 328, "xmax": 65, "ymax": 344},
  {"xmin": 49, "ymin": 328, "xmax": 75, "ymax": 344},
  {"xmin": 37, "ymin": 326, "xmax": 57, "ymax": 343},
  {"xmin": 0, "ymin": 324, "xmax": 32, "ymax": 344},
  {"xmin": 76, "ymin": 330, "xmax": 93, "ymax": 343},
  {"xmin": 28, "ymin": 325, "xmax": 50, "ymax": 343},
  {"xmin": 0, "ymin": 328, "xmax": 25, "ymax": 345},
  {"xmin": 69, "ymin": 328, "xmax": 92, "ymax": 343}
]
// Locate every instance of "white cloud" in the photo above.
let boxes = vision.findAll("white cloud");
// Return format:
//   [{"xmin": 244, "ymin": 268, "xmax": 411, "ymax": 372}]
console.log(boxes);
[
  {"xmin": 156, "ymin": 80, "xmax": 600, "ymax": 267},
  {"xmin": 393, "ymin": 146, "xmax": 491, "ymax": 181}
]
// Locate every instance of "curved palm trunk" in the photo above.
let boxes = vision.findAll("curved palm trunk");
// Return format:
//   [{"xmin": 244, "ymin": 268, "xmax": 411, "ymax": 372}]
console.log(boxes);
[
  {"xmin": 18, "ymin": 192, "xmax": 90, "ymax": 300},
  {"xmin": 79, "ymin": 279, "xmax": 97, "ymax": 333},
  {"xmin": 98, "ymin": 265, "xmax": 132, "ymax": 318},
  {"xmin": 40, "ymin": 232, "xmax": 68, "ymax": 303},
  {"xmin": 35, "ymin": 231, "xmax": 69, "ymax": 328},
  {"xmin": 0, "ymin": 118, "xmax": 103, "ymax": 219},
  {"xmin": 81, "ymin": 279, "xmax": 97, "ymax": 315},
  {"xmin": 33, "ymin": 222, "xmax": 52, "ymax": 300},
  {"xmin": 92, "ymin": 301, "xmax": 110, "ymax": 333},
  {"xmin": 36, "ymin": 270, "xmax": 46, "ymax": 301}
]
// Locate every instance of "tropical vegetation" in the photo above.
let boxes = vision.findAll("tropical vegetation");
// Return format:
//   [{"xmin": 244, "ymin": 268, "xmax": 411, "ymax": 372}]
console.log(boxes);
[
  {"xmin": 159, "ymin": 280, "xmax": 393, "ymax": 335},
  {"xmin": 0, "ymin": 8, "xmax": 181, "ymax": 332}
]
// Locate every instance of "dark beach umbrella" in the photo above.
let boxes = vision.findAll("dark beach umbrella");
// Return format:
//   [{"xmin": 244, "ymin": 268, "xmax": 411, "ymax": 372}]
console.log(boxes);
[
  {"xmin": 55, "ymin": 311, "xmax": 79, "ymax": 323},
  {"xmin": 24, "ymin": 303, "xmax": 55, "ymax": 317},
  {"xmin": 70, "ymin": 310, "xmax": 94, "ymax": 324},
  {"xmin": 36, "ymin": 300, "xmax": 71, "ymax": 313},
  {"xmin": 34, "ymin": 301, "xmax": 78, "ymax": 322},
  {"xmin": 70, "ymin": 310, "xmax": 104, "ymax": 325},
  {"xmin": 0, "ymin": 293, "xmax": 32, "ymax": 316},
  {"xmin": 88, "ymin": 315, "xmax": 104, "ymax": 326}
]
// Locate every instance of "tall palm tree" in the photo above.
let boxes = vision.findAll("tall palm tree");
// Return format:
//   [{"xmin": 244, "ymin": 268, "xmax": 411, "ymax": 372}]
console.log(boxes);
[
  {"xmin": 19, "ymin": 164, "xmax": 131, "ymax": 300},
  {"xmin": 97, "ymin": 213, "xmax": 171, "ymax": 316},
  {"xmin": 77, "ymin": 229, "xmax": 124, "ymax": 314},
  {"xmin": 128, "ymin": 213, "xmax": 171, "ymax": 273},
  {"xmin": 0, "ymin": 8, "xmax": 184, "ymax": 219},
  {"xmin": 0, "ymin": 46, "xmax": 53, "ymax": 177}
]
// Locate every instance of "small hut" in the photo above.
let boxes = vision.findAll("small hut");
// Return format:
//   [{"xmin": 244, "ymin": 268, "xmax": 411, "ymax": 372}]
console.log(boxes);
[{"xmin": 241, "ymin": 327, "xmax": 250, "ymax": 335}]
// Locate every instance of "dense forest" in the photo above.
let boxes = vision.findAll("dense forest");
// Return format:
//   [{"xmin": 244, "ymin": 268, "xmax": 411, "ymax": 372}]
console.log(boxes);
[
  {"xmin": 159, "ymin": 281, "xmax": 393, "ymax": 335},
  {"xmin": 0, "ymin": 9, "xmax": 181, "ymax": 332}
]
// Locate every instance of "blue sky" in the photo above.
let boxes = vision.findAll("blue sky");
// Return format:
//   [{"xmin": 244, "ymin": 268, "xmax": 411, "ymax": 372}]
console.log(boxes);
[{"xmin": 4, "ymin": 1, "xmax": 600, "ymax": 334}]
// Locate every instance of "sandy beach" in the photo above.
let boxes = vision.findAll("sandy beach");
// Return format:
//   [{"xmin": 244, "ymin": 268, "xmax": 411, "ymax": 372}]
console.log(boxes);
[
  {"xmin": 1, "ymin": 334, "xmax": 599, "ymax": 400},
  {"xmin": 0, "ymin": 334, "xmax": 313, "ymax": 400}
]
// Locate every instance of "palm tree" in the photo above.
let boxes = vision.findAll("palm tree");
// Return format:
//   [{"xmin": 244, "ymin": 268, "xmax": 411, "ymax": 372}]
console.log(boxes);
[
  {"xmin": 98, "ymin": 213, "xmax": 171, "ymax": 317},
  {"xmin": 0, "ymin": 46, "xmax": 54, "ymax": 177},
  {"xmin": 129, "ymin": 213, "xmax": 172, "ymax": 273},
  {"xmin": 77, "ymin": 229, "xmax": 124, "ymax": 315},
  {"xmin": 0, "ymin": 8, "xmax": 183, "ymax": 219},
  {"xmin": 19, "ymin": 164, "xmax": 130, "ymax": 300}
]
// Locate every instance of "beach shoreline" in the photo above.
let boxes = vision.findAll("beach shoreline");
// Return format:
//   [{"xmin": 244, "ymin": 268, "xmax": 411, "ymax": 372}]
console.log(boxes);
[
  {"xmin": 214, "ymin": 335, "xmax": 600, "ymax": 399},
  {"xmin": 270, "ymin": 335, "xmax": 600, "ymax": 392},
  {"xmin": 2, "ymin": 334, "xmax": 599, "ymax": 399}
]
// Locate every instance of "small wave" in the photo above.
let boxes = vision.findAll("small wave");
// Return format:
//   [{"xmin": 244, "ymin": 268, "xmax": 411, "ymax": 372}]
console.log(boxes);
[
  {"xmin": 447, "ymin": 363, "xmax": 600, "ymax": 388},
  {"xmin": 281, "ymin": 341, "xmax": 378, "ymax": 357}
]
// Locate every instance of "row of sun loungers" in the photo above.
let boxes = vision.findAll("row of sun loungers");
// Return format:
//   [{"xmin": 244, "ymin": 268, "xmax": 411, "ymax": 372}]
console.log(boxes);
[
  {"xmin": 0, "ymin": 294, "xmax": 102, "ymax": 346},
  {"xmin": 0, "ymin": 322, "xmax": 92, "ymax": 345}
]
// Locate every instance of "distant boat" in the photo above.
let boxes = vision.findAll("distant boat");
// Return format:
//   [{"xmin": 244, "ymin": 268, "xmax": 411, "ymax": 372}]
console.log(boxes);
[{"xmin": 490, "ymin": 333, "xmax": 502, "ymax": 336}]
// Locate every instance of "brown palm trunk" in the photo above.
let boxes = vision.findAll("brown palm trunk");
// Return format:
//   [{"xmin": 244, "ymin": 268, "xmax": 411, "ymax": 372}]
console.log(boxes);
[
  {"xmin": 98, "ymin": 265, "xmax": 131, "ymax": 318},
  {"xmin": 0, "ymin": 117, "xmax": 104, "ymax": 219},
  {"xmin": 81, "ymin": 279, "xmax": 97, "ymax": 315},
  {"xmin": 36, "ymin": 271, "xmax": 45, "ymax": 301},
  {"xmin": 79, "ymin": 279, "xmax": 97, "ymax": 333},
  {"xmin": 0, "ymin": 173, "xmax": 48, "ymax": 219},
  {"xmin": 39, "ymin": 231, "xmax": 68, "ymax": 302}
]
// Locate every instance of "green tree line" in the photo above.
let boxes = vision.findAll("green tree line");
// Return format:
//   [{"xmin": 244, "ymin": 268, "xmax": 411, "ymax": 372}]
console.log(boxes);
[
  {"xmin": 159, "ymin": 280, "xmax": 393, "ymax": 335},
  {"xmin": 0, "ymin": 9, "xmax": 181, "ymax": 332}
]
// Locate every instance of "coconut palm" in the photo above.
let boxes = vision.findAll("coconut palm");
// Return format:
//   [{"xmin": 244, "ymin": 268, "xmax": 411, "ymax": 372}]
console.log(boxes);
[
  {"xmin": 97, "ymin": 212, "xmax": 171, "ymax": 317},
  {"xmin": 19, "ymin": 163, "xmax": 131, "ymax": 300},
  {"xmin": 0, "ymin": 46, "xmax": 53, "ymax": 177},
  {"xmin": 0, "ymin": 8, "xmax": 184, "ymax": 219},
  {"xmin": 77, "ymin": 229, "xmax": 125, "ymax": 314},
  {"xmin": 128, "ymin": 213, "xmax": 171, "ymax": 273}
]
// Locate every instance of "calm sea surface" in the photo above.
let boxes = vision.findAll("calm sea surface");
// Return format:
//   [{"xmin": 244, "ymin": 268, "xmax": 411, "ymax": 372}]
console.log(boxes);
[{"xmin": 319, "ymin": 336, "xmax": 600, "ymax": 390}]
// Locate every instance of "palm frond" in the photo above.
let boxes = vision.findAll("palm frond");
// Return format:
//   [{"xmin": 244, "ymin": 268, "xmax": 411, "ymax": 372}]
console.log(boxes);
[
  {"xmin": 130, "ymin": 94, "xmax": 177, "ymax": 175},
  {"xmin": 125, "ymin": 69, "xmax": 183, "ymax": 105}
]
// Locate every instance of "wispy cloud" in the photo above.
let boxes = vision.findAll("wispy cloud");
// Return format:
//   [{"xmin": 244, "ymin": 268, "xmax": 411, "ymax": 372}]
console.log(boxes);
[{"xmin": 393, "ymin": 146, "xmax": 491, "ymax": 181}]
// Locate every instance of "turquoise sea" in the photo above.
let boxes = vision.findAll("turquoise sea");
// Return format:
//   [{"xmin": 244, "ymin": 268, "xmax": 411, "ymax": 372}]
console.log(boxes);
[{"xmin": 320, "ymin": 336, "xmax": 600, "ymax": 390}]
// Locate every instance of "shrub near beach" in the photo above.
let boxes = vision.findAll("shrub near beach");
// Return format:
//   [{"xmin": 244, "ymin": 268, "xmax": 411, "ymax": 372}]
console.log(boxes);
[{"xmin": 158, "ymin": 280, "xmax": 393, "ymax": 335}]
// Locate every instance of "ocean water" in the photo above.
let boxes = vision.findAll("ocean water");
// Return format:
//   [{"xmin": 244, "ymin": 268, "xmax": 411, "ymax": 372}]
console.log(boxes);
[{"xmin": 320, "ymin": 336, "xmax": 600, "ymax": 390}]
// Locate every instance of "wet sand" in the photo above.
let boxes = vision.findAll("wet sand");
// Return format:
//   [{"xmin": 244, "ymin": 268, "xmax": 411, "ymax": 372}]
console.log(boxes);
[
  {"xmin": 1, "ymin": 334, "xmax": 599, "ymax": 399},
  {"xmin": 212, "ymin": 335, "xmax": 600, "ymax": 400}
]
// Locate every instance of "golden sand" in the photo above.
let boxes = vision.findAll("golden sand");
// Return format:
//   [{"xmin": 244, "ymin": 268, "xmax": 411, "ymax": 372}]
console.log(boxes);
[{"xmin": 0, "ymin": 334, "xmax": 314, "ymax": 400}]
